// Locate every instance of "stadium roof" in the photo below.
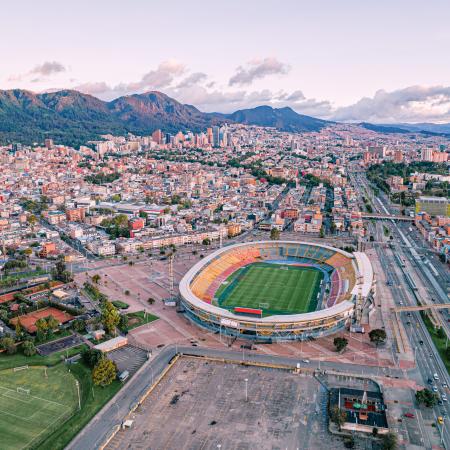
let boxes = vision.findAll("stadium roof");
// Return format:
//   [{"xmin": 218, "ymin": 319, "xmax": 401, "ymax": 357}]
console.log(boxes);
[{"xmin": 352, "ymin": 252, "xmax": 373, "ymax": 298}]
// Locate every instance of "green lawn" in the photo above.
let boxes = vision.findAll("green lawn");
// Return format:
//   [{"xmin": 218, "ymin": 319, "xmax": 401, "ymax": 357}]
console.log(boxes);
[
  {"xmin": 125, "ymin": 310, "xmax": 159, "ymax": 331},
  {"xmin": 36, "ymin": 363, "xmax": 121, "ymax": 450},
  {"xmin": 0, "ymin": 365, "xmax": 77, "ymax": 450},
  {"xmin": 0, "ymin": 344, "xmax": 121, "ymax": 450},
  {"xmin": 112, "ymin": 300, "xmax": 129, "ymax": 309},
  {"xmin": 217, "ymin": 263, "xmax": 323, "ymax": 316},
  {"xmin": 421, "ymin": 312, "xmax": 450, "ymax": 375}
]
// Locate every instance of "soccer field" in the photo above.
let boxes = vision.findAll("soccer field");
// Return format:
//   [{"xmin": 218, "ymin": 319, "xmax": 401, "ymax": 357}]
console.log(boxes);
[
  {"xmin": 217, "ymin": 263, "xmax": 323, "ymax": 316},
  {"xmin": 0, "ymin": 365, "xmax": 77, "ymax": 450}
]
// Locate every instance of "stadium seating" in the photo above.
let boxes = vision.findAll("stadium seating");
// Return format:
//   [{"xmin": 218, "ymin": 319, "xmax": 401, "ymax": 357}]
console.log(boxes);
[{"xmin": 190, "ymin": 243, "xmax": 356, "ymax": 305}]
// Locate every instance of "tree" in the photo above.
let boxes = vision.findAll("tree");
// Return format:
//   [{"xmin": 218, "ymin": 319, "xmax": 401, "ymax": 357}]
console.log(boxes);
[
  {"xmin": 372, "ymin": 427, "xmax": 379, "ymax": 437},
  {"xmin": 27, "ymin": 214, "xmax": 37, "ymax": 228},
  {"xmin": 333, "ymin": 337, "xmax": 348, "ymax": 352},
  {"xmin": 344, "ymin": 436, "xmax": 355, "ymax": 449},
  {"xmin": 319, "ymin": 226, "xmax": 325, "ymax": 238},
  {"xmin": 330, "ymin": 405, "xmax": 346, "ymax": 430},
  {"xmin": 369, "ymin": 328, "xmax": 387, "ymax": 346},
  {"xmin": 0, "ymin": 337, "xmax": 17, "ymax": 355},
  {"xmin": 82, "ymin": 348, "xmax": 103, "ymax": 368},
  {"xmin": 92, "ymin": 358, "xmax": 117, "ymax": 386},
  {"xmin": 270, "ymin": 228, "xmax": 280, "ymax": 240},
  {"xmin": 416, "ymin": 388, "xmax": 438, "ymax": 407},
  {"xmin": 381, "ymin": 432, "xmax": 398, "ymax": 450},
  {"xmin": 119, "ymin": 314, "xmax": 129, "ymax": 332},
  {"xmin": 148, "ymin": 298, "xmax": 155, "ymax": 305},
  {"xmin": 22, "ymin": 340, "xmax": 36, "ymax": 356},
  {"xmin": 35, "ymin": 317, "xmax": 49, "ymax": 334},
  {"xmin": 15, "ymin": 320, "xmax": 23, "ymax": 339},
  {"xmin": 72, "ymin": 319, "xmax": 86, "ymax": 332},
  {"xmin": 437, "ymin": 327, "xmax": 446, "ymax": 339},
  {"xmin": 101, "ymin": 301, "xmax": 120, "ymax": 335},
  {"xmin": 92, "ymin": 274, "xmax": 101, "ymax": 284},
  {"xmin": 52, "ymin": 258, "xmax": 73, "ymax": 283},
  {"xmin": 202, "ymin": 238, "xmax": 211, "ymax": 246},
  {"xmin": 46, "ymin": 315, "xmax": 59, "ymax": 331}
]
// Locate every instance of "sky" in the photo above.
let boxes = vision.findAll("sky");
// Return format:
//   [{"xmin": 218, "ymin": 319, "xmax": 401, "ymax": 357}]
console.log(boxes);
[{"xmin": 1, "ymin": 0, "xmax": 450, "ymax": 123}]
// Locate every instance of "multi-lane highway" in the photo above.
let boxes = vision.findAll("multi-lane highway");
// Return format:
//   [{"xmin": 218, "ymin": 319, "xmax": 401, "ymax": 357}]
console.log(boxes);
[{"xmin": 354, "ymin": 171, "xmax": 450, "ymax": 447}]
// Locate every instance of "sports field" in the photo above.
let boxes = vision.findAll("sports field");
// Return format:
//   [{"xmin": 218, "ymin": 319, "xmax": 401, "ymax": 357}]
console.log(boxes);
[
  {"xmin": 0, "ymin": 365, "xmax": 77, "ymax": 450},
  {"xmin": 216, "ymin": 263, "xmax": 323, "ymax": 316}
]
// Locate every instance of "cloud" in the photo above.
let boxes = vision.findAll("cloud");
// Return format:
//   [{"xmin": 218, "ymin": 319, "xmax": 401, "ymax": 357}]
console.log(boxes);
[
  {"xmin": 71, "ymin": 58, "xmax": 450, "ymax": 123},
  {"xmin": 75, "ymin": 60, "xmax": 186, "ymax": 99},
  {"xmin": 229, "ymin": 57, "xmax": 290, "ymax": 86},
  {"xmin": 176, "ymin": 72, "xmax": 207, "ymax": 89},
  {"xmin": 332, "ymin": 85, "xmax": 450, "ymax": 123},
  {"xmin": 8, "ymin": 61, "xmax": 66, "ymax": 82},
  {"xmin": 30, "ymin": 61, "xmax": 66, "ymax": 77}
]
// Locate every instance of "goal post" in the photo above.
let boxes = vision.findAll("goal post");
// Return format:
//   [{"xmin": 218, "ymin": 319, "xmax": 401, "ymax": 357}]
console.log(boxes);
[
  {"xmin": 13, "ymin": 365, "xmax": 29, "ymax": 372},
  {"xmin": 259, "ymin": 302, "xmax": 269, "ymax": 309},
  {"xmin": 17, "ymin": 387, "xmax": 30, "ymax": 395}
]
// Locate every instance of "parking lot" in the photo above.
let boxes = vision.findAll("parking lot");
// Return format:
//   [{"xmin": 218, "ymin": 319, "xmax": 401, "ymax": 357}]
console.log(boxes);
[{"xmin": 107, "ymin": 357, "xmax": 346, "ymax": 450}]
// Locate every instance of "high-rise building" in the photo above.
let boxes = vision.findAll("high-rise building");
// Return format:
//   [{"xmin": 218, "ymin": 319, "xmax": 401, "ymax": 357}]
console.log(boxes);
[
  {"xmin": 206, "ymin": 128, "xmax": 213, "ymax": 145},
  {"xmin": 152, "ymin": 129, "xmax": 163, "ymax": 145},
  {"xmin": 393, "ymin": 150, "xmax": 403, "ymax": 163},
  {"xmin": 212, "ymin": 126, "xmax": 220, "ymax": 147},
  {"xmin": 422, "ymin": 148, "xmax": 434, "ymax": 161}
]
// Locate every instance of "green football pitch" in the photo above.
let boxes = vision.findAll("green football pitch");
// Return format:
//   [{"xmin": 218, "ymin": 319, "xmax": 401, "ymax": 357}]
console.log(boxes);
[
  {"xmin": 0, "ymin": 365, "xmax": 78, "ymax": 450},
  {"xmin": 216, "ymin": 263, "xmax": 323, "ymax": 316}
]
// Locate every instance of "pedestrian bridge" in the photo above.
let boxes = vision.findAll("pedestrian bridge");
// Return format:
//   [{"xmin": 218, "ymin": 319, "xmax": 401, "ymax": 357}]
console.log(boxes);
[
  {"xmin": 393, "ymin": 303, "xmax": 450, "ymax": 313},
  {"xmin": 361, "ymin": 213, "xmax": 414, "ymax": 221}
]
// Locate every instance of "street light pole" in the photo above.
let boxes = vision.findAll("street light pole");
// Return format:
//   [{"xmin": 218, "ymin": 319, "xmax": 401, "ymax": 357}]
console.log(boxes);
[
  {"xmin": 75, "ymin": 380, "xmax": 81, "ymax": 410},
  {"xmin": 245, "ymin": 378, "xmax": 248, "ymax": 402}
]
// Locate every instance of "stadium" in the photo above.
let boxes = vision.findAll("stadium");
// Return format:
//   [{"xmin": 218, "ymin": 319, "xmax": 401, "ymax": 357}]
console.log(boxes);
[{"xmin": 179, "ymin": 241, "xmax": 374, "ymax": 341}]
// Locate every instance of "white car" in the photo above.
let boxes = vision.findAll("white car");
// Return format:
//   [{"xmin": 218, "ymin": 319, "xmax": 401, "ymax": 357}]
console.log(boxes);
[
  {"xmin": 442, "ymin": 394, "xmax": 448, "ymax": 402},
  {"xmin": 302, "ymin": 359, "xmax": 310, "ymax": 364}
]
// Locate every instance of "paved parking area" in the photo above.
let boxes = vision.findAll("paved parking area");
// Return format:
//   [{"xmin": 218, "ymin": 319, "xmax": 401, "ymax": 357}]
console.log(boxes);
[
  {"xmin": 107, "ymin": 345, "xmax": 148, "ymax": 376},
  {"xmin": 107, "ymin": 357, "xmax": 346, "ymax": 450}
]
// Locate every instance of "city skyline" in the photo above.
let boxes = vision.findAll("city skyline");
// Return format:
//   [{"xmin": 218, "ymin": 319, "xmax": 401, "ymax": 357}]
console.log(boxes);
[{"xmin": 2, "ymin": 0, "xmax": 450, "ymax": 123}]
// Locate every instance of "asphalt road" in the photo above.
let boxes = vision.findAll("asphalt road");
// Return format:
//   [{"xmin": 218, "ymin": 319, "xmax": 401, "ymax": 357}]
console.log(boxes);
[{"xmin": 359, "ymin": 174, "xmax": 450, "ymax": 447}]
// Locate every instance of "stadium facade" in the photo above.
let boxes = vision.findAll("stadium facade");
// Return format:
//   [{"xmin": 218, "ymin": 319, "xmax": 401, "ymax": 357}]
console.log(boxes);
[{"xmin": 179, "ymin": 241, "xmax": 375, "ymax": 341}]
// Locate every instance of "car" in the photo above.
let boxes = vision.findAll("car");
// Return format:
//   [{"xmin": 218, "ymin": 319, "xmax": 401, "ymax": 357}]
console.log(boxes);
[
  {"xmin": 404, "ymin": 413, "xmax": 415, "ymax": 418},
  {"xmin": 302, "ymin": 359, "xmax": 310, "ymax": 364},
  {"xmin": 443, "ymin": 383, "xmax": 448, "ymax": 388},
  {"xmin": 438, "ymin": 399, "xmax": 444, "ymax": 405},
  {"xmin": 442, "ymin": 394, "xmax": 448, "ymax": 402},
  {"xmin": 419, "ymin": 340, "xmax": 424, "ymax": 345},
  {"xmin": 433, "ymin": 386, "xmax": 439, "ymax": 392},
  {"xmin": 406, "ymin": 321, "xmax": 411, "ymax": 325},
  {"xmin": 438, "ymin": 416, "xmax": 444, "ymax": 425},
  {"xmin": 434, "ymin": 373, "xmax": 440, "ymax": 381},
  {"xmin": 428, "ymin": 378, "xmax": 434, "ymax": 385}
]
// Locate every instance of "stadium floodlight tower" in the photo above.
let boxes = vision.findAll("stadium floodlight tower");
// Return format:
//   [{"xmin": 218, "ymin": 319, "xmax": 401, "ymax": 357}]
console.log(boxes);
[{"xmin": 165, "ymin": 253, "xmax": 179, "ymax": 307}]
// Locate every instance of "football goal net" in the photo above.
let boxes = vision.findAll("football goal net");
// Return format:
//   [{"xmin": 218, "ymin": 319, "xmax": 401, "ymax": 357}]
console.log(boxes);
[
  {"xmin": 259, "ymin": 302, "xmax": 269, "ymax": 309},
  {"xmin": 13, "ymin": 365, "xmax": 29, "ymax": 372}
]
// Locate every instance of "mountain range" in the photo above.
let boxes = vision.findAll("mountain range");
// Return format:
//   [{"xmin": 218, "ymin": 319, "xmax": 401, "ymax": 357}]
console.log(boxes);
[
  {"xmin": 0, "ymin": 89, "xmax": 330, "ymax": 147},
  {"xmin": 1, "ymin": 89, "xmax": 449, "ymax": 147}
]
